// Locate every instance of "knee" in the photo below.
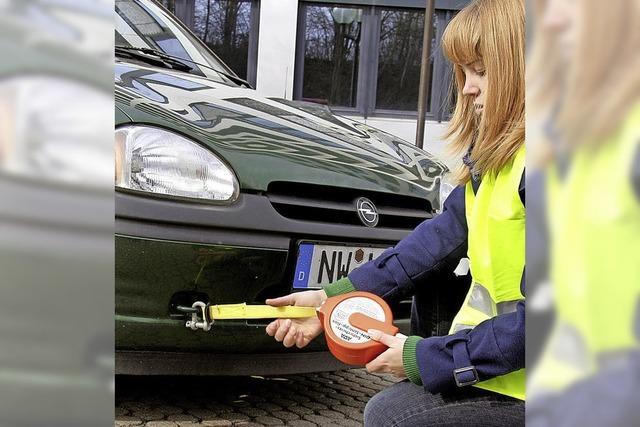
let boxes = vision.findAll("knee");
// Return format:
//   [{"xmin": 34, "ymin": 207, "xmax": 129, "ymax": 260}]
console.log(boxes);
[
  {"xmin": 365, "ymin": 382, "xmax": 432, "ymax": 427},
  {"xmin": 364, "ymin": 389, "xmax": 395, "ymax": 427}
]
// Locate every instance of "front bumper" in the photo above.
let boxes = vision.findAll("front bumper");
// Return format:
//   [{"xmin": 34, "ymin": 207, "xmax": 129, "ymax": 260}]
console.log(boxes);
[
  {"xmin": 116, "ymin": 350, "xmax": 351, "ymax": 376},
  {"xmin": 116, "ymin": 191, "xmax": 413, "ymax": 373}
]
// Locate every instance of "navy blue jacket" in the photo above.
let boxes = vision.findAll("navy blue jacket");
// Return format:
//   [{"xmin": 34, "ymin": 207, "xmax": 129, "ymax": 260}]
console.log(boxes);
[{"xmin": 348, "ymin": 185, "xmax": 525, "ymax": 394}]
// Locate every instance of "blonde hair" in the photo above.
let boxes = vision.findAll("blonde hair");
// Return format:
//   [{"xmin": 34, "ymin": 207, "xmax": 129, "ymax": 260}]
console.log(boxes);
[
  {"xmin": 442, "ymin": 0, "xmax": 525, "ymax": 183},
  {"xmin": 528, "ymin": 0, "xmax": 640, "ymax": 148}
]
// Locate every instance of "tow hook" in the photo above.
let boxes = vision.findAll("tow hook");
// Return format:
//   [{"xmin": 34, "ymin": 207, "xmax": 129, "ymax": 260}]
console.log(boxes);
[{"xmin": 178, "ymin": 301, "xmax": 212, "ymax": 331}]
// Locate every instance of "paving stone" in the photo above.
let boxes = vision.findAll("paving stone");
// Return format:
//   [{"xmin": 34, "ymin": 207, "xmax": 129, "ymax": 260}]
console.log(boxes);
[
  {"xmin": 318, "ymin": 396, "xmax": 341, "ymax": 407},
  {"xmin": 238, "ymin": 407, "xmax": 268, "ymax": 417},
  {"xmin": 144, "ymin": 422, "xmax": 178, "ymax": 427},
  {"xmin": 229, "ymin": 414, "xmax": 252, "ymax": 423},
  {"xmin": 270, "ymin": 411, "xmax": 299, "ymax": 422},
  {"xmin": 285, "ymin": 393, "xmax": 311, "ymax": 404},
  {"xmin": 189, "ymin": 409, "xmax": 220, "ymax": 420},
  {"xmin": 334, "ymin": 418, "xmax": 363, "ymax": 427},
  {"xmin": 317, "ymin": 409, "xmax": 345, "ymax": 420},
  {"xmin": 284, "ymin": 421, "xmax": 315, "ymax": 427},
  {"xmin": 330, "ymin": 404, "xmax": 363, "ymax": 419},
  {"xmin": 320, "ymin": 373, "xmax": 347, "ymax": 383},
  {"xmin": 302, "ymin": 414, "xmax": 338, "ymax": 425},
  {"xmin": 137, "ymin": 409, "xmax": 166, "ymax": 421},
  {"xmin": 311, "ymin": 377, "xmax": 333, "ymax": 385},
  {"xmin": 296, "ymin": 390, "xmax": 327, "ymax": 401},
  {"xmin": 287, "ymin": 406, "xmax": 314, "ymax": 417},
  {"xmin": 301, "ymin": 401, "xmax": 328, "ymax": 411},
  {"xmin": 253, "ymin": 416, "xmax": 285, "ymax": 426},
  {"xmin": 336, "ymin": 388, "xmax": 365, "ymax": 398},
  {"xmin": 115, "ymin": 416, "xmax": 143, "ymax": 426},
  {"xmin": 330, "ymin": 394, "xmax": 361, "ymax": 407},
  {"xmin": 167, "ymin": 414, "xmax": 198, "ymax": 422},
  {"xmin": 200, "ymin": 421, "xmax": 232, "ymax": 427}
]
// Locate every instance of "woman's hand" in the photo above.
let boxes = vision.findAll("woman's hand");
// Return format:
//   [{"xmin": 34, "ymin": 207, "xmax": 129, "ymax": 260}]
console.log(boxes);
[
  {"xmin": 365, "ymin": 329, "xmax": 408, "ymax": 378},
  {"xmin": 266, "ymin": 289, "xmax": 327, "ymax": 308},
  {"xmin": 265, "ymin": 290, "xmax": 327, "ymax": 348}
]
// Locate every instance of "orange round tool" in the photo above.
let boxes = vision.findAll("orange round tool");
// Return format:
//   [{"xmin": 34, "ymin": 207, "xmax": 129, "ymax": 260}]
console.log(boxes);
[{"xmin": 317, "ymin": 291, "xmax": 399, "ymax": 366}]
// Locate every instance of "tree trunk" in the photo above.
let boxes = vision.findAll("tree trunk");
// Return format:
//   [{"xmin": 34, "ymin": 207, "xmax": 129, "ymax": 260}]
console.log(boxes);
[
  {"xmin": 203, "ymin": 0, "xmax": 212, "ymax": 43},
  {"xmin": 329, "ymin": 23, "xmax": 344, "ymax": 105},
  {"xmin": 223, "ymin": 1, "xmax": 240, "ymax": 57}
]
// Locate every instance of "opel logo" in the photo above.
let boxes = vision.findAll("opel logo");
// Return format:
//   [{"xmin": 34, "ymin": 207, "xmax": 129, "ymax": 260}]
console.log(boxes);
[{"xmin": 355, "ymin": 197, "xmax": 379, "ymax": 227}]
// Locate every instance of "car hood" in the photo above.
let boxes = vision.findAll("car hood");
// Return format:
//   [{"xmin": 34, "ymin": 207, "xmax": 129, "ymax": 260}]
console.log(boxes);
[{"xmin": 115, "ymin": 61, "xmax": 447, "ymax": 198}]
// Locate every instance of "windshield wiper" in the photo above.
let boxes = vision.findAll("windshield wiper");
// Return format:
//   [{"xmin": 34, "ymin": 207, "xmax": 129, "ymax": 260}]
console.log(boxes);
[
  {"xmin": 115, "ymin": 45, "xmax": 193, "ymax": 72},
  {"xmin": 115, "ymin": 45, "xmax": 251, "ymax": 88},
  {"xmin": 209, "ymin": 69, "xmax": 251, "ymax": 88}
]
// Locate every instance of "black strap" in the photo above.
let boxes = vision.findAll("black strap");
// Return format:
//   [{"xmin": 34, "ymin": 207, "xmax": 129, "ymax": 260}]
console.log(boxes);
[
  {"xmin": 471, "ymin": 176, "xmax": 481, "ymax": 195},
  {"xmin": 519, "ymin": 170, "xmax": 525, "ymax": 207},
  {"xmin": 445, "ymin": 334, "xmax": 479, "ymax": 387}
]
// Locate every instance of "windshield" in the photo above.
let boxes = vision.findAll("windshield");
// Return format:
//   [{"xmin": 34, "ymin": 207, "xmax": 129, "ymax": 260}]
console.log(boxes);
[{"xmin": 115, "ymin": 0, "xmax": 238, "ymax": 85}]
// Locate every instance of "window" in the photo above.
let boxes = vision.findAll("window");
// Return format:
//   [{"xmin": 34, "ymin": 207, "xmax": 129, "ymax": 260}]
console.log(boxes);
[
  {"xmin": 159, "ymin": 0, "xmax": 260, "ymax": 86},
  {"xmin": 376, "ymin": 8, "xmax": 432, "ymax": 111},
  {"xmin": 295, "ymin": 1, "xmax": 466, "ymax": 120},
  {"xmin": 300, "ymin": 5, "xmax": 363, "ymax": 107}
]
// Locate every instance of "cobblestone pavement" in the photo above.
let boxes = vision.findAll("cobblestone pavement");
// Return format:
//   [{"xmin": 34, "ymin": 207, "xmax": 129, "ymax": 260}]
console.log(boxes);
[{"xmin": 116, "ymin": 369, "xmax": 401, "ymax": 427}]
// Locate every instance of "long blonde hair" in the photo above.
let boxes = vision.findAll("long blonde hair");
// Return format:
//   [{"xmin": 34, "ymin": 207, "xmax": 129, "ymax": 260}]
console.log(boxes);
[
  {"xmin": 442, "ymin": 0, "xmax": 525, "ymax": 183},
  {"xmin": 528, "ymin": 0, "xmax": 640, "ymax": 148}
]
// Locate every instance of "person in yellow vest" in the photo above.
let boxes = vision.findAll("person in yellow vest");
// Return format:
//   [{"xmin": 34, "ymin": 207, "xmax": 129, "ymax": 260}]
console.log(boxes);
[
  {"xmin": 266, "ymin": 0, "xmax": 526, "ymax": 425},
  {"xmin": 526, "ymin": 0, "xmax": 640, "ymax": 425}
]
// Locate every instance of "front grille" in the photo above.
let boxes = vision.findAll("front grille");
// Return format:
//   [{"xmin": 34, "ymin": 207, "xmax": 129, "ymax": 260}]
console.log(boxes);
[{"xmin": 267, "ymin": 182, "xmax": 433, "ymax": 230}]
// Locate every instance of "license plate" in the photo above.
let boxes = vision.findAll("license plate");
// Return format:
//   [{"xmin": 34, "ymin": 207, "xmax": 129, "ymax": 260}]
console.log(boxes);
[{"xmin": 292, "ymin": 243, "xmax": 388, "ymax": 289}]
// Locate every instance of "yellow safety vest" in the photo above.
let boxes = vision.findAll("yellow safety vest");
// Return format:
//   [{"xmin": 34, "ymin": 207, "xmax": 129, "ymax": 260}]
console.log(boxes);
[
  {"xmin": 529, "ymin": 105, "xmax": 640, "ymax": 397},
  {"xmin": 448, "ymin": 145, "xmax": 526, "ymax": 400}
]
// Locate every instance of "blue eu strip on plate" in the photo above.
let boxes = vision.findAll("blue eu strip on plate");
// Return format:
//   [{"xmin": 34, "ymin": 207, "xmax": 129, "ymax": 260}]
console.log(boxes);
[{"xmin": 293, "ymin": 243, "xmax": 314, "ymax": 289}]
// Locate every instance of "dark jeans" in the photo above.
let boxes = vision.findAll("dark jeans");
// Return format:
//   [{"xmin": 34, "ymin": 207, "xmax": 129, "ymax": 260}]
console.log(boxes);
[{"xmin": 364, "ymin": 380, "xmax": 524, "ymax": 427}]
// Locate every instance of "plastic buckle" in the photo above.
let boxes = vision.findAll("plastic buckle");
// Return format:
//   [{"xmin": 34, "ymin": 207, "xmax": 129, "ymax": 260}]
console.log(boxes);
[{"xmin": 453, "ymin": 365, "xmax": 479, "ymax": 387}]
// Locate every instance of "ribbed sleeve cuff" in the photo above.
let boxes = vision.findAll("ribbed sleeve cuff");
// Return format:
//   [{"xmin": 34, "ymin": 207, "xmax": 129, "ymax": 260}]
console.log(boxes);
[
  {"xmin": 323, "ymin": 277, "xmax": 356, "ymax": 297},
  {"xmin": 402, "ymin": 335, "xmax": 423, "ymax": 386}
]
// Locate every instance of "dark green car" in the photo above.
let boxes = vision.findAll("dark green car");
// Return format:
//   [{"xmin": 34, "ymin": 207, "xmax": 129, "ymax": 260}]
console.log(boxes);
[{"xmin": 115, "ymin": 0, "xmax": 450, "ymax": 375}]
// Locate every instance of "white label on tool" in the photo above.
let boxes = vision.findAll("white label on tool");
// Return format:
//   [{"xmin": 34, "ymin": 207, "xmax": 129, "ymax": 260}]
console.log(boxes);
[{"xmin": 329, "ymin": 297, "xmax": 385, "ymax": 344}]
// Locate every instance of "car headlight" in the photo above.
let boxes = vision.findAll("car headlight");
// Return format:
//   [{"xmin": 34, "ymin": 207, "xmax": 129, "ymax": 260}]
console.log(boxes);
[
  {"xmin": 0, "ymin": 76, "xmax": 112, "ymax": 189},
  {"xmin": 115, "ymin": 126, "xmax": 239, "ymax": 202},
  {"xmin": 438, "ymin": 173, "xmax": 456, "ymax": 211}
]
